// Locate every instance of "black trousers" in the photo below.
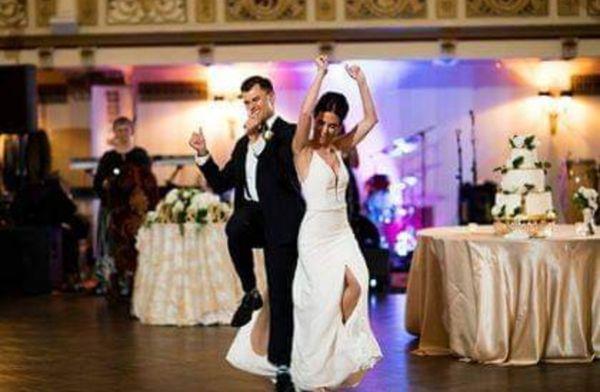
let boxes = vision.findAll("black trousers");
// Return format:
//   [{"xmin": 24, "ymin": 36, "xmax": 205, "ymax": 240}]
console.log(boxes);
[
  {"xmin": 264, "ymin": 244, "xmax": 297, "ymax": 366},
  {"xmin": 225, "ymin": 202, "xmax": 265, "ymax": 293},
  {"xmin": 225, "ymin": 202, "xmax": 297, "ymax": 367}
]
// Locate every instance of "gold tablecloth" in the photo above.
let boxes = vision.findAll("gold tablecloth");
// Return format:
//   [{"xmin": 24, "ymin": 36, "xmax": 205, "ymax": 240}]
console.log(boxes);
[
  {"xmin": 406, "ymin": 225, "xmax": 600, "ymax": 365},
  {"xmin": 133, "ymin": 223, "xmax": 265, "ymax": 326}
]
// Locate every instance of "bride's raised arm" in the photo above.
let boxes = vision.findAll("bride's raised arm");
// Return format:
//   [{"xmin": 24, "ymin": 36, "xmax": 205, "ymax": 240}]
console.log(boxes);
[
  {"xmin": 335, "ymin": 65, "xmax": 378, "ymax": 152},
  {"xmin": 292, "ymin": 55, "xmax": 328, "ymax": 155}
]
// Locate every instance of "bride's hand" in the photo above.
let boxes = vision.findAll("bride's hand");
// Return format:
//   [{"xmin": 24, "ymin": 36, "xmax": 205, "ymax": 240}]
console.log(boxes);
[
  {"xmin": 345, "ymin": 64, "xmax": 366, "ymax": 83},
  {"xmin": 315, "ymin": 55, "xmax": 328, "ymax": 75}
]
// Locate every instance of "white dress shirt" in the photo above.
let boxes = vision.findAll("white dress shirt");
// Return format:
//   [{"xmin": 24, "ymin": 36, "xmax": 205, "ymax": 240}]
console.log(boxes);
[{"xmin": 195, "ymin": 114, "xmax": 279, "ymax": 202}]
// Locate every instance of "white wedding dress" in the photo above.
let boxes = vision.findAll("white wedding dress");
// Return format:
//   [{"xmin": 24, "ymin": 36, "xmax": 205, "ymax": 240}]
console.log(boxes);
[{"xmin": 226, "ymin": 150, "xmax": 381, "ymax": 390}]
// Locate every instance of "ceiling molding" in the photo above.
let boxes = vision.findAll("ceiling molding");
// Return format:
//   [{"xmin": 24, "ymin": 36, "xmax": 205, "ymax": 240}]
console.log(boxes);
[{"xmin": 2, "ymin": 25, "xmax": 600, "ymax": 50}]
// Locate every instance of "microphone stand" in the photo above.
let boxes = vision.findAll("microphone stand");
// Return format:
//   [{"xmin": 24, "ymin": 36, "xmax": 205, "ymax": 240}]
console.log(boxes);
[
  {"xmin": 404, "ymin": 125, "xmax": 435, "ymax": 205},
  {"xmin": 455, "ymin": 129, "xmax": 465, "ymax": 224},
  {"xmin": 469, "ymin": 110, "xmax": 478, "ymax": 185}
]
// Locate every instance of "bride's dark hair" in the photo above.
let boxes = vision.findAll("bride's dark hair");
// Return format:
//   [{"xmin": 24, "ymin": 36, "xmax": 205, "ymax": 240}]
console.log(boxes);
[{"xmin": 313, "ymin": 92, "xmax": 349, "ymax": 123}]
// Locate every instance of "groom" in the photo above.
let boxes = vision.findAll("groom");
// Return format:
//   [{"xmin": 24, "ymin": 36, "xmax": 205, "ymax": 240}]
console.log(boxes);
[{"xmin": 189, "ymin": 76, "xmax": 304, "ymax": 392}]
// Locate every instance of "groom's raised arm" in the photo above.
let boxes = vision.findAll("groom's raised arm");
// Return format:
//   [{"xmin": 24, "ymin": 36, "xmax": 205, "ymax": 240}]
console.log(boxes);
[{"xmin": 190, "ymin": 128, "xmax": 237, "ymax": 194}]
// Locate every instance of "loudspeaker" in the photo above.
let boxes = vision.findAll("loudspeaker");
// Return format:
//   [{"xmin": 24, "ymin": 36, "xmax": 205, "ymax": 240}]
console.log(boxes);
[
  {"xmin": 459, "ymin": 181, "xmax": 497, "ymax": 224},
  {"xmin": 363, "ymin": 248, "xmax": 390, "ymax": 292},
  {"xmin": 0, "ymin": 65, "xmax": 37, "ymax": 134}
]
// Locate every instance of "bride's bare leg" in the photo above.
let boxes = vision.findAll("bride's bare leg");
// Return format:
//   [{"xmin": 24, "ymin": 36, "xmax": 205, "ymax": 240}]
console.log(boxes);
[
  {"xmin": 341, "ymin": 267, "xmax": 361, "ymax": 324},
  {"xmin": 250, "ymin": 292, "xmax": 270, "ymax": 356}
]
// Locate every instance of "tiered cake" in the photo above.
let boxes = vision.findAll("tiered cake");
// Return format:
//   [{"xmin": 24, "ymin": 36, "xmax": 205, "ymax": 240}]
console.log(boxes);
[{"xmin": 491, "ymin": 135, "xmax": 556, "ymax": 235}]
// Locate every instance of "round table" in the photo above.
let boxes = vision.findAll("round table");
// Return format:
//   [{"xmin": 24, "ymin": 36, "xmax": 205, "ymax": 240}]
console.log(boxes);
[
  {"xmin": 405, "ymin": 225, "xmax": 600, "ymax": 365},
  {"xmin": 132, "ymin": 223, "xmax": 266, "ymax": 326}
]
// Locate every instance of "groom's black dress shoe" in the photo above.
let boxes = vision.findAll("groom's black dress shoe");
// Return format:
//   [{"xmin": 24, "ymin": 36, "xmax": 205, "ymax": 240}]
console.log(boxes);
[
  {"xmin": 231, "ymin": 289, "xmax": 263, "ymax": 327},
  {"xmin": 275, "ymin": 372, "xmax": 295, "ymax": 392}
]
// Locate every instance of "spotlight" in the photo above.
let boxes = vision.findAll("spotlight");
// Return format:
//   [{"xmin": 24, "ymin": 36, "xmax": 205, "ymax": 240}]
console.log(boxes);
[
  {"xmin": 318, "ymin": 41, "xmax": 336, "ymax": 62},
  {"xmin": 433, "ymin": 40, "xmax": 458, "ymax": 67},
  {"xmin": 561, "ymin": 38, "xmax": 578, "ymax": 60},
  {"xmin": 80, "ymin": 47, "xmax": 95, "ymax": 68},
  {"xmin": 198, "ymin": 45, "xmax": 214, "ymax": 67}
]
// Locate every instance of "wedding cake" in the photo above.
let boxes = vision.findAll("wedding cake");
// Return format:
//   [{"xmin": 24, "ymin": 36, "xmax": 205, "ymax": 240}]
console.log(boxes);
[{"xmin": 491, "ymin": 135, "xmax": 556, "ymax": 235}]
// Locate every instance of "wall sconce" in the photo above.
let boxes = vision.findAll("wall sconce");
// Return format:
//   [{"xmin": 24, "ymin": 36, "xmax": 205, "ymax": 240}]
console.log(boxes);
[
  {"xmin": 80, "ymin": 47, "xmax": 95, "ymax": 68},
  {"xmin": 538, "ymin": 88, "xmax": 573, "ymax": 135},
  {"xmin": 38, "ymin": 47, "xmax": 54, "ymax": 69},
  {"xmin": 318, "ymin": 41, "xmax": 336, "ymax": 62},
  {"xmin": 433, "ymin": 40, "xmax": 459, "ymax": 67}
]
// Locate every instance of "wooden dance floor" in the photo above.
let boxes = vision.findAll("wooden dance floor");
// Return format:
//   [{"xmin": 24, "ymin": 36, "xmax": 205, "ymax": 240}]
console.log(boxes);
[{"xmin": 0, "ymin": 294, "xmax": 598, "ymax": 391}]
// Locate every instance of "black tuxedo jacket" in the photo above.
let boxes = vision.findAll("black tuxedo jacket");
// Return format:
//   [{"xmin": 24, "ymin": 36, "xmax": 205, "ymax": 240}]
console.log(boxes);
[{"xmin": 199, "ymin": 117, "xmax": 305, "ymax": 246}]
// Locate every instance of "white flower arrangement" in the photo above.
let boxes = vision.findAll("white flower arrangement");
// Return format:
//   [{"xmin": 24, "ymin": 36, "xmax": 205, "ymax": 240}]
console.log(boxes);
[
  {"xmin": 144, "ymin": 188, "xmax": 232, "ymax": 234},
  {"xmin": 573, "ymin": 186, "xmax": 599, "ymax": 212},
  {"xmin": 573, "ymin": 186, "xmax": 598, "ymax": 236},
  {"xmin": 509, "ymin": 134, "xmax": 540, "ymax": 150}
]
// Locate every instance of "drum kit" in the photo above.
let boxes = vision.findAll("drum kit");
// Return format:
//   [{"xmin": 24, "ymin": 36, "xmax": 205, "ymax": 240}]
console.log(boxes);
[
  {"xmin": 364, "ymin": 125, "xmax": 435, "ymax": 256},
  {"xmin": 364, "ymin": 109, "xmax": 493, "ymax": 255}
]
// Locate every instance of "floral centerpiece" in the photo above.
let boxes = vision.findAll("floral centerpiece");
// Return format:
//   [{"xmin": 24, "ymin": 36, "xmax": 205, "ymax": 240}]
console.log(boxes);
[
  {"xmin": 573, "ymin": 186, "xmax": 598, "ymax": 236},
  {"xmin": 144, "ymin": 188, "xmax": 231, "ymax": 234}
]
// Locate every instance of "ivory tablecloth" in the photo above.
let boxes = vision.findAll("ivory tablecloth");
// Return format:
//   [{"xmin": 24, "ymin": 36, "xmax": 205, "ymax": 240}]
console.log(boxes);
[
  {"xmin": 132, "ymin": 223, "xmax": 265, "ymax": 326},
  {"xmin": 405, "ymin": 225, "xmax": 600, "ymax": 365}
]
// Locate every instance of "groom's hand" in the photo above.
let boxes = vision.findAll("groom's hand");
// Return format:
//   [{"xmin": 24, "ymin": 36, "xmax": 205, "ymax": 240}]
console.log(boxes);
[
  {"xmin": 244, "ymin": 111, "xmax": 263, "ymax": 137},
  {"xmin": 189, "ymin": 128, "xmax": 208, "ymax": 156}
]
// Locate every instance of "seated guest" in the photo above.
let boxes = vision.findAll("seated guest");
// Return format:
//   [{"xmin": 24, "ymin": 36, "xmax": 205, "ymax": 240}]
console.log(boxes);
[
  {"xmin": 93, "ymin": 116, "xmax": 156, "ymax": 299},
  {"xmin": 11, "ymin": 130, "xmax": 88, "ymax": 291}
]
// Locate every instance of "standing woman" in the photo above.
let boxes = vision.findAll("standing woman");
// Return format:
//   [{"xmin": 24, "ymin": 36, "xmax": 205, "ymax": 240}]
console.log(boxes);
[
  {"xmin": 93, "ymin": 117, "xmax": 156, "ymax": 299},
  {"xmin": 290, "ymin": 56, "xmax": 382, "ymax": 390}
]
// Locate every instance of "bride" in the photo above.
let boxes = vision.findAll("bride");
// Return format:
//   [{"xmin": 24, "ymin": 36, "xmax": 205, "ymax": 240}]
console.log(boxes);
[
  {"xmin": 226, "ymin": 56, "xmax": 381, "ymax": 390},
  {"xmin": 290, "ymin": 56, "xmax": 381, "ymax": 390}
]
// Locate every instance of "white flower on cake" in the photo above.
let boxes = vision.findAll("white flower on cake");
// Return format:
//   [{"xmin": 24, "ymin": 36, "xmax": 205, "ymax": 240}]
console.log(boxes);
[
  {"xmin": 492, "ymin": 205, "xmax": 502, "ymax": 216},
  {"xmin": 491, "ymin": 205, "xmax": 504, "ymax": 217},
  {"xmin": 511, "ymin": 135, "xmax": 526, "ymax": 149},
  {"xmin": 546, "ymin": 210, "xmax": 556, "ymax": 220}
]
